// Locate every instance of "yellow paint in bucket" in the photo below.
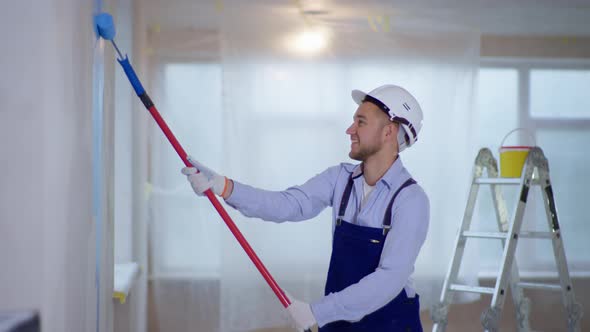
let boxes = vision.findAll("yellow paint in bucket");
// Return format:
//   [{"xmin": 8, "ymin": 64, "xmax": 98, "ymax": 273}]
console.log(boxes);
[
  {"xmin": 499, "ymin": 129, "xmax": 535, "ymax": 178},
  {"xmin": 499, "ymin": 147, "xmax": 531, "ymax": 177}
]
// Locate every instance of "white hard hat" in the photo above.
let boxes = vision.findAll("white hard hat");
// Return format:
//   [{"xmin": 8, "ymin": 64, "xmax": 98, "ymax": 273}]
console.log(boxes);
[{"xmin": 352, "ymin": 84, "xmax": 423, "ymax": 153}]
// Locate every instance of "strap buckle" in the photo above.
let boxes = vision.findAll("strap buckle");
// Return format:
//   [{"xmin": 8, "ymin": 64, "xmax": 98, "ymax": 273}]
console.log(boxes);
[
  {"xmin": 336, "ymin": 217, "xmax": 343, "ymax": 226},
  {"xmin": 382, "ymin": 224, "xmax": 391, "ymax": 236}
]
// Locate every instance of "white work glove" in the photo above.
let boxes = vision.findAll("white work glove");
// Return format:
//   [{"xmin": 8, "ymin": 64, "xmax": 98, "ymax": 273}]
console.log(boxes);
[
  {"xmin": 285, "ymin": 293, "xmax": 316, "ymax": 332},
  {"xmin": 181, "ymin": 156, "xmax": 229, "ymax": 197}
]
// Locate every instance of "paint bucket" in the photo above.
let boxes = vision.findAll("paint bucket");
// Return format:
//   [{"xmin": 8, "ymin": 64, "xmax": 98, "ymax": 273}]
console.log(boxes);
[{"xmin": 499, "ymin": 128, "xmax": 535, "ymax": 178}]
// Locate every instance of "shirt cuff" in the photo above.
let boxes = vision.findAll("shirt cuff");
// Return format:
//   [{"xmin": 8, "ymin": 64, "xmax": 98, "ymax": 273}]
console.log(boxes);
[
  {"xmin": 223, "ymin": 180, "xmax": 244, "ymax": 208},
  {"xmin": 310, "ymin": 293, "xmax": 341, "ymax": 328}
]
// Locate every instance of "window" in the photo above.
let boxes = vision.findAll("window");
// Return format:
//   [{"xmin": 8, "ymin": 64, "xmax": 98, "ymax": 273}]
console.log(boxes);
[
  {"xmin": 476, "ymin": 59, "xmax": 590, "ymax": 275},
  {"xmin": 530, "ymin": 69, "xmax": 590, "ymax": 118},
  {"xmin": 150, "ymin": 62, "xmax": 224, "ymax": 278}
]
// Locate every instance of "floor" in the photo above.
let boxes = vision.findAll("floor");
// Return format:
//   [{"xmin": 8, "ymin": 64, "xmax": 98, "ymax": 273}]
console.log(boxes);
[{"xmin": 148, "ymin": 277, "xmax": 588, "ymax": 332}]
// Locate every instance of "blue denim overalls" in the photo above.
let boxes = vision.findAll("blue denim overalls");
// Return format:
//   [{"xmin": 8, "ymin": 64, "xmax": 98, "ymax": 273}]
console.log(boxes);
[{"xmin": 319, "ymin": 174, "xmax": 423, "ymax": 332}]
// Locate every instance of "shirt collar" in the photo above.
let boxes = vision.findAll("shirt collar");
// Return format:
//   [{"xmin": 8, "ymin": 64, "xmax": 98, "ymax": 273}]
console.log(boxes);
[
  {"xmin": 379, "ymin": 157, "xmax": 405, "ymax": 189},
  {"xmin": 351, "ymin": 164, "xmax": 363, "ymax": 179},
  {"xmin": 344, "ymin": 157, "xmax": 406, "ymax": 189}
]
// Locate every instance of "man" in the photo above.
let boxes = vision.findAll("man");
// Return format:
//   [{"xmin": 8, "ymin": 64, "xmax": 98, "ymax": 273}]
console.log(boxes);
[{"xmin": 182, "ymin": 85, "xmax": 429, "ymax": 331}]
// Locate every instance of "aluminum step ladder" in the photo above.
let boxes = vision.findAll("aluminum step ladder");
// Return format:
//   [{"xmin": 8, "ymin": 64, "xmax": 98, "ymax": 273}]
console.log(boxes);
[{"xmin": 431, "ymin": 147, "xmax": 582, "ymax": 332}]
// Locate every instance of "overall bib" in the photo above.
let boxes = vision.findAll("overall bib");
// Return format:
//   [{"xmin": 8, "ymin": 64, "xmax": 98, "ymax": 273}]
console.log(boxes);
[{"xmin": 319, "ymin": 176, "xmax": 423, "ymax": 332}]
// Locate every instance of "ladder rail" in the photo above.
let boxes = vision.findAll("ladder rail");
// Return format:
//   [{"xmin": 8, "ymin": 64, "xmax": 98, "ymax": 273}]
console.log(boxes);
[
  {"xmin": 488, "ymin": 161, "xmax": 530, "ymax": 332},
  {"xmin": 535, "ymin": 150, "xmax": 582, "ymax": 332},
  {"xmin": 476, "ymin": 164, "xmax": 534, "ymax": 332},
  {"xmin": 438, "ymin": 148, "xmax": 495, "ymax": 304},
  {"xmin": 488, "ymin": 163, "xmax": 533, "ymax": 318},
  {"xmin": 438, "ymin": 181, "xmax": 480, "ymax": 301},
  {"xmin": 432, "ymin": 149, "xmax": 494, "ymax": 331}
]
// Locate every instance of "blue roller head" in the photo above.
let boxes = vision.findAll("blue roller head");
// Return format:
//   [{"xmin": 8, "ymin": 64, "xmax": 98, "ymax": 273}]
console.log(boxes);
[{"xmin": 94, "ymin": 12, "xmax": 116, "ymax": 40}]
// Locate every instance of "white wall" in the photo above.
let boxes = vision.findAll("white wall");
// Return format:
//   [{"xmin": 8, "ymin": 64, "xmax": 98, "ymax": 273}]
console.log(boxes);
[
  {"xmin": 112, "ymin": 0, "xmax": 150, "ymax": 331},
  {"xmin": 0, "ymin": 1, "xmax": 115, "ymax": 331}
]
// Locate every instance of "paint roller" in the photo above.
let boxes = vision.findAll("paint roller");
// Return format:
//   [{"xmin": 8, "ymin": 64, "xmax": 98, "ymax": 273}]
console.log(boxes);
[{"xmin": 94, "ymin": 12, "xmax": 311, "ymax": 332}]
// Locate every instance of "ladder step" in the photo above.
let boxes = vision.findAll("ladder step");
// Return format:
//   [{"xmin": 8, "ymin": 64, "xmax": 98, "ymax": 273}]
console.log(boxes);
[
  {"xmin": 517, "ymin": 282, "xmax": 563, "ymax": 291},
  {"xmin": 462, "ymin": 231, "xmax": 507, "ymax": 239},
  {"xmin": 450, "ymin": 284, "xmax": 495, "ymax": 294},
  {"xmin": 474, "ymin": 178, "xmax": 522, "ymax": 185},
  {"xmin": 519, "ymin": 231, "xmax": 553, "ymax": 239},
  {"xmin": 474, "ymin": 178, "xmax": 541, "ymax": 185},
  {"xmin": 462, "ymin": 231, "xmax": 553, "ymax": 239}
]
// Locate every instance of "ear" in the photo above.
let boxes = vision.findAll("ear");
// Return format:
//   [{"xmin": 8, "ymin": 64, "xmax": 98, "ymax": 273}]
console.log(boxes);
[
  {"xmin": 385, "ymin": 123, "xmax": 393, "ymax": 137},
  {"xmin": 384, "ymin": 121, "xmax": 397, "ymax": 137}
]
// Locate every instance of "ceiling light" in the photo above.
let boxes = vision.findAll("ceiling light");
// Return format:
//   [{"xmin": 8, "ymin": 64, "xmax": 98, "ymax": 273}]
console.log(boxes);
[{"xmin": 285, "ymin": 28, "xmax": 330, "ymax": 56}]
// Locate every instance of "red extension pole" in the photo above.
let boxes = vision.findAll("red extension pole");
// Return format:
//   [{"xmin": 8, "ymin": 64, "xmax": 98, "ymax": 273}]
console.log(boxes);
[
  {"xmin": 114, "ymin": 54, "xmax": 291, "ymax": 309},
  {"xmin": 146, "ymin": 103, "xmax": 291, "ymax": 308}
]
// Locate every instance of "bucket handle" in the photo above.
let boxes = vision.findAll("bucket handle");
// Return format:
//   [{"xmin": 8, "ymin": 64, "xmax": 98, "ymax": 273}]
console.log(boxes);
[{"xmin": 500, "ymin": 128, "xmax": 536, "ymax": 148}]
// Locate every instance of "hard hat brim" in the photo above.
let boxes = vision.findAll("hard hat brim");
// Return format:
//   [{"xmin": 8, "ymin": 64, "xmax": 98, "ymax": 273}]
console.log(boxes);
[{"xmin": 351, "ymin": 89, "xmax": 368, "ymax": 105}]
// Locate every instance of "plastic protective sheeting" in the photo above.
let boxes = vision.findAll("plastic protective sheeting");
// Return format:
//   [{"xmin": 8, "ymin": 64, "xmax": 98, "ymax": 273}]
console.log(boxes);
[{"xmin": 145, "ymin": 2, "xmax": 481, "ymax": 331}]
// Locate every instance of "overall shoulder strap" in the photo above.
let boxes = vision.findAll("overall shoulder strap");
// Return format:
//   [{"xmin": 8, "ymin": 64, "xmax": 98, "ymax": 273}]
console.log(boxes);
[
  {"xmin": 382, "ymin": 178, "xmax": 417, "ymax": 235},
  {"xmin": 336, "ymin": 174, "xmax": 356, "ymax": 225}
]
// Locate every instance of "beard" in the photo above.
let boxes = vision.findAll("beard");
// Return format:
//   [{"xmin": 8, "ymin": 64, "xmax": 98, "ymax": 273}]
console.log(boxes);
[{"xmin": 349, "ymin": 142, "xmax": 381, "ymax": 161}]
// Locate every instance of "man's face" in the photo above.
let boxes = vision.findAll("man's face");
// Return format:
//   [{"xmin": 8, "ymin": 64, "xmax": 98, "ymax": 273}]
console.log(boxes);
[{"xmin": 346, "ymin": 102, "xmax": 395, "ymax": 161}]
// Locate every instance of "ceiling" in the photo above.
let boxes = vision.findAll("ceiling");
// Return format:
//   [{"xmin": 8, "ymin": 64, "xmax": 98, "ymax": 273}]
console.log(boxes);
[{"xmin": 141, "ymin": 0, "xmax": 590, "ymax": 36}]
